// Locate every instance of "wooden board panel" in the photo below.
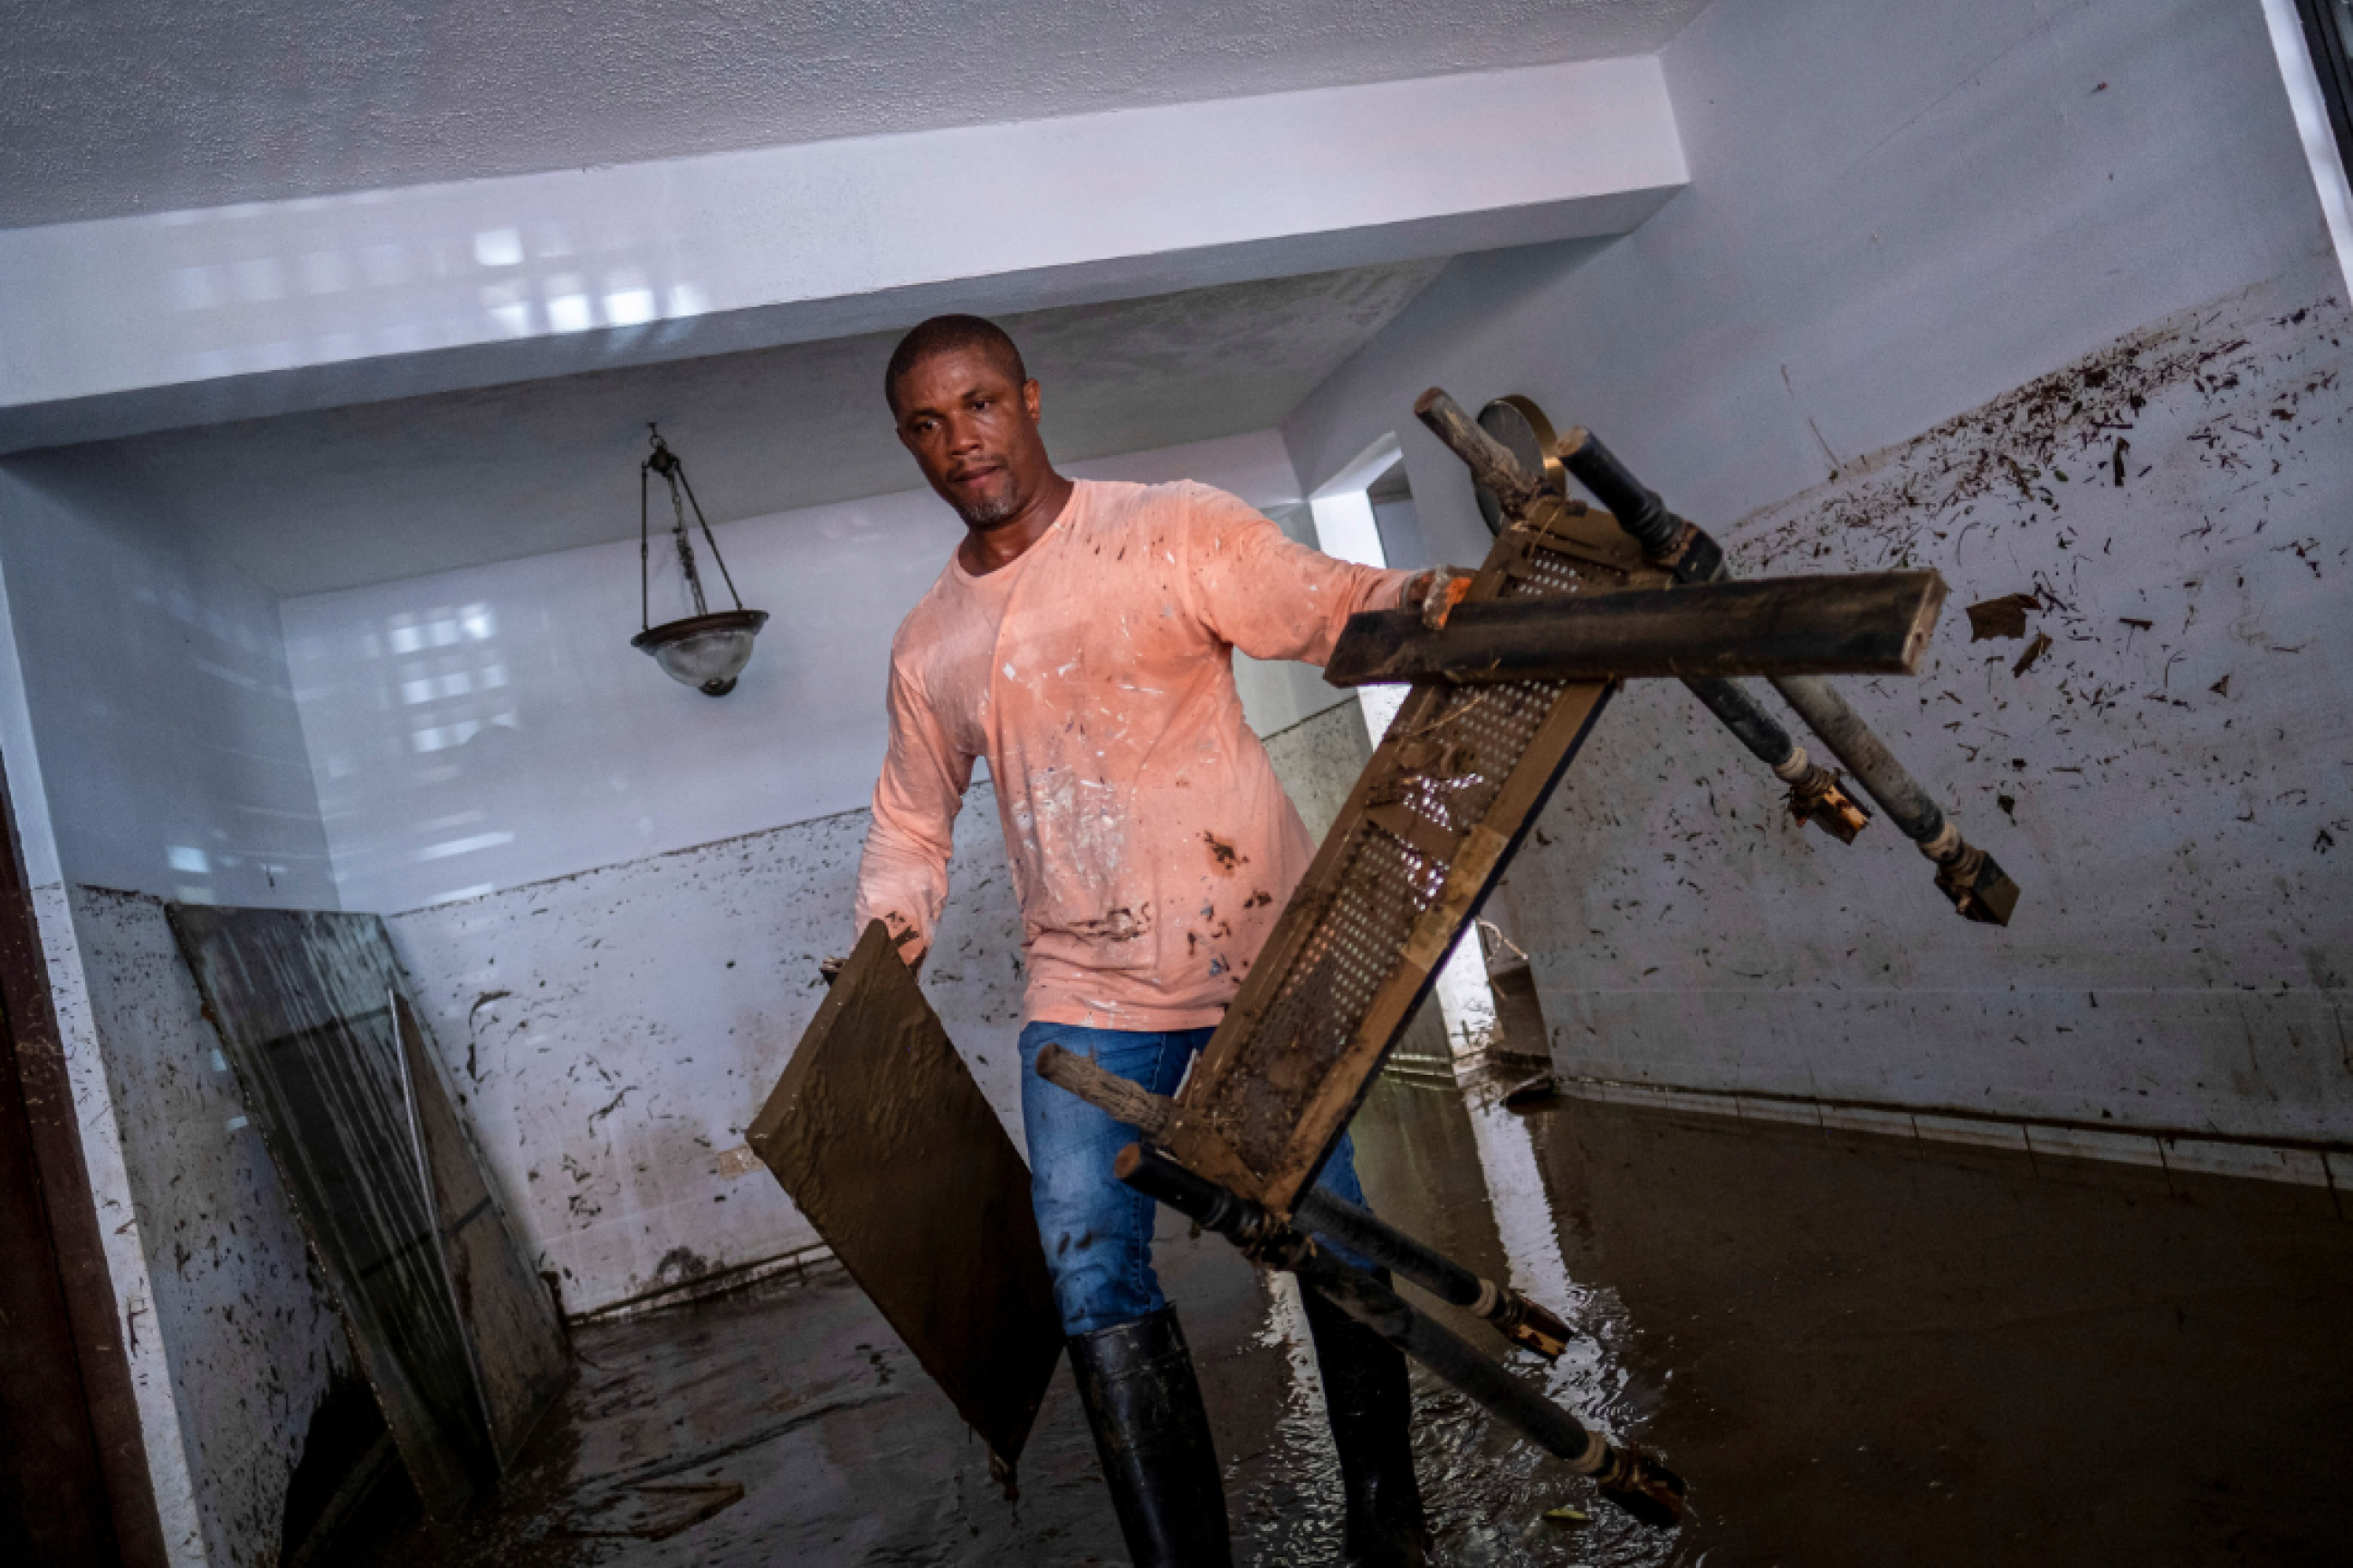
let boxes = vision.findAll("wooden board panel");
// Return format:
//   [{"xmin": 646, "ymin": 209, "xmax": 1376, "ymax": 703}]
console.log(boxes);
[
  {"xmin": 167, "ymin": 907, "xmax": 485, "ymax": 1514},
  {"xmin": 748, "ymin": 921, "xmax": 1062, "ymax": 1470},
  {"xmin": 393, "ymin": 992, "xmax": 569, "ymax": 1472},
  {"xmin": 1161, "ymin": 499, "xmax": 1662, "ymax": 1213},
  {"xmin": 168, "ymin": 908, "xmax": 569, "ymax": 1515},
  {"xmin": 1323, "ymin": 570, "xmax": 1948, "ymax": 687}
]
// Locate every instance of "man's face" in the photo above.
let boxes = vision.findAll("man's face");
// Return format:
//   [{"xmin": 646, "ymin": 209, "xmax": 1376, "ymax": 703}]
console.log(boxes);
[{"xmin": 892, "ymin": 347, "xmax": 1051, "ymax": 528}]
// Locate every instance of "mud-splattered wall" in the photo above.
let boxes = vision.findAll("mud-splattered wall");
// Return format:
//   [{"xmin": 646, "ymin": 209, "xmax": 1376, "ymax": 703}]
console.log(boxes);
[
  {"xmin": 386, "ymin": 790, "xmax": 1026, "ymax": 1316},
  {"xmin": 1281, "ymin": 0, "xmax": 2353, "ymax": 1149},
  {"xmin": 1511, "ymin": 264, "xmax": 2353, "ymax": 1142},
  {"xmin": 1261, "ymin": 698, "xmax": 1374, "ymax": 844},
  {"xmin": 386, "ymin": 704, "xmax": 1376, "ymax": 1318},
  {"xmin": 62, "ymin": 889, "xmax": 355, "ymax": 1566}
]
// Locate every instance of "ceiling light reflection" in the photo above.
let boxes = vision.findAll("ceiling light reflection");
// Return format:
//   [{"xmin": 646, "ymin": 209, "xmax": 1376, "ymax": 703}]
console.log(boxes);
[
  {"xmin": 473, "ymin": 228, "xmax": 524, "ymax": 267},
  {"xmin": 605, "ymin": 288, "xmax": 656, "ymax": 327},
  {"xmin": 414, "ymin": 831, "xmax": 513, "ymax": 861}
]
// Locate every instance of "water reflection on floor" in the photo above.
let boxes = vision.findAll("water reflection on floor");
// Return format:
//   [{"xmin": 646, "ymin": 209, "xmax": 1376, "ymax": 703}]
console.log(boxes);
[
  {"xmin": 1346, "ymin": 1076, "xmax": 1670, "ymax": 1568},
  {"xmin": 366, "ymin": 1076, "xmax": 2353, "ymax": 1567}
]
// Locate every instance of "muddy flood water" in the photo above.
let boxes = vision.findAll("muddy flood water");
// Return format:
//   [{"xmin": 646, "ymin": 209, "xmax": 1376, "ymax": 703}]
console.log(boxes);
[{"xmin": 349, "ymin": 1076, "xmax": 2353, "ymax": 1567}]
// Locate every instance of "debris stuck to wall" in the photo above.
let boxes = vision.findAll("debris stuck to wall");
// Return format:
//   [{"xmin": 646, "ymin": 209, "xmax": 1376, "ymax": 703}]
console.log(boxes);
[
  {"xmin": 1965, "ymin": 594, "xmax": 2038, "ymax": 642},
  {"xmin": 1501, "ymin": 256, "xmax": 2353, "ymax": 1143}
]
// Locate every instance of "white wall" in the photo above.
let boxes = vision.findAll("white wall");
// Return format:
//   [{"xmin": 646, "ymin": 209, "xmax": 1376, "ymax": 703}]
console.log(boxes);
[
  {"xmin": 1519, "ymin": 264, "xmax": 2351, "ymax": 1141},
  {"xmin": 1281, "ymin": 0, "xmax": 2353, "ymax": 1144},
  {"xmin": 282, "ymin": 429, "xmax": 1308, "ymax": 916},
  {"xmin": 0, "ymin": 458, "xmax": 336, "ymax": 908},
  {"xmin": 389, "ymin": 786, "xmax": 1029, "ymax": 1316},
  {"xmin": 0, "ymin": 459, "xmax": 348, "ymax": 1565},
  {"xmin": 1285, "ymin": 0, "xmax": 2327, "ymax": 543},
  {"xmin": 66, "ymin": 888, "xmax": 354, "ymax": 1568},
  {"xmin": 1231, "ymin": 500, "xmax": 1365, "ymax": 744}
]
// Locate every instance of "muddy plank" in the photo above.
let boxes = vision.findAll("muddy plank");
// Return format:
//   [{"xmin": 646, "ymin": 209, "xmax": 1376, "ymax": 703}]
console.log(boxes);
[
  {"xmin": 1324, "ymin": 571, "xmax": 1947, "ymax": 687},
  {"xmin": 167, "ymin": 908, "xmax": 491, "ymax": 1516},
  {"xmin": 392, "ymin": 993, "xmax": 569, "ymax": 1473},
  {"xmin": 747, "ymin": 920, "xmax": 1062, "ymax": 1471}
]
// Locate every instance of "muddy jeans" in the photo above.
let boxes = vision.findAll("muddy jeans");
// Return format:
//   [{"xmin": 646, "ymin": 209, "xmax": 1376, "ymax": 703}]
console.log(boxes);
[{"xmin": 1018, "ymin": 1020, "xmax": 1376, "ymax": 1336}]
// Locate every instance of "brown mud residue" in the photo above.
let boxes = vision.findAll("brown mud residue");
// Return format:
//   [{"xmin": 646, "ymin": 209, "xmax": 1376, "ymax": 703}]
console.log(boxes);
[
  {"xmin": 1202, "ymin": 832, "xmax": 1247, "ymax": 874},
  {"xmin": 1964, "ymin": 593, "xmax": 2039, "ymax": 641},
  {"xmin": 1069, "ymin": 907, "xmax": 1149, "ymax": 942},
  {"xmin": 1742, "ymin": 284, "xmax": 2345, "ymax": 578}
]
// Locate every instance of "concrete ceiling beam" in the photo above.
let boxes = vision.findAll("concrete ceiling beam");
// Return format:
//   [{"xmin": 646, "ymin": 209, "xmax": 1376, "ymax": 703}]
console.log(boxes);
[{"xmin": 0, "ymin": 56, "xmax": 1685, "ymax": 454}]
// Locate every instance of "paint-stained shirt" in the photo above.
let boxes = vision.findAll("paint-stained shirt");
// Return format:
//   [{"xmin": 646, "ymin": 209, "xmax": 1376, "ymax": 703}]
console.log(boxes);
[{"xmin": 854, "ymin": 479, "xmax": 1414, "ymax": 1030}]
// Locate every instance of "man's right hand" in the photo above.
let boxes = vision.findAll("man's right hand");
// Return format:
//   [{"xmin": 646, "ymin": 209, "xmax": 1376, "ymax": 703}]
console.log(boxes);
[
  {"xmin": 1408, "ymin": 565, "xmax": 1476, "ymax": 629},
  {"xmin": 821, "ymin": 923, "xmax": 925, "ymax": 985}
]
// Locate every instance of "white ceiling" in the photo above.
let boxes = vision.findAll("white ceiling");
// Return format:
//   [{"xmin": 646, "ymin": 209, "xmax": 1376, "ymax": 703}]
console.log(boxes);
[
  {"xmin": 34, "ymin": 260, "xmax": 1443, "ymax": 596},
  {"xmin": 0, "ymin": 0, "xmax": 1710, "ymax": 229}
]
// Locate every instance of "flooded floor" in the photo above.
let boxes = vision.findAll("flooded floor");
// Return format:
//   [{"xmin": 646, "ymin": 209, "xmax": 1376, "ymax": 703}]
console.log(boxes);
[{"xmin": 355, "ymin": 1079, "xmax": 2353, "ymax": 1567}]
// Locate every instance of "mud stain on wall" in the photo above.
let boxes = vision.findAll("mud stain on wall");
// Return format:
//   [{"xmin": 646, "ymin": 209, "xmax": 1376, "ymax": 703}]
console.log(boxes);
[
  {"xmin": 64, "ymin": 887, "xmax": 356, "ymax": 1567},
  {"xmin": 386, "ymin": 790, "xmax": 1029, "ymax": 1317},
  {"xmin": 386, "ymin": 712, "xmax": 1386, "ymax": 1317},
  {"xmin": 1497, "ymin": 255, "xmax": 2353, "ymax": 1143}
]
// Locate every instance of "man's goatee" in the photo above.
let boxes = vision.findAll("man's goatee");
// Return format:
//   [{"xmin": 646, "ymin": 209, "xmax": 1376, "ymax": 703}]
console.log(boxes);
[{"xmin": 957, "ymin": 493, "xmax": 1021, "ymax": 527}]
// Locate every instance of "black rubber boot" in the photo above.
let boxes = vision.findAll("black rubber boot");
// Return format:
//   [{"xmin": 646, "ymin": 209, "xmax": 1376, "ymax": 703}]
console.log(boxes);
[
  {"xmin": 1067, "ymin": 1308, "xmax": 1234, "ymax": 1567},
  {"xmin": 1304, "ymin": 1280, "xmax": 1432, "ymax": 1567}
]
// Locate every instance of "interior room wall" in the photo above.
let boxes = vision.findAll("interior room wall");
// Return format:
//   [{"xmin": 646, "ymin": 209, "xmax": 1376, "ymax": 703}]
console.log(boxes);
[
  {"xmin": 0, "ymin": 461, "xmax": 351, "ymax": 1567},
  {"xmin": 284, "ymin": 429, "xmax": 1344, "ymax": 1313},
  {"xmin": 1281, "ymin": 0, "xmax": 2353, "ymax": 1152},
  {"xmin": 281, "ymin": 429, "xmax": 1305, "ymax": 915},
  {"xmin": 62, "ymin": 887, "xmax": 353, "ymax": 1568},
  {"xmin": 388, "ymin": 784, "xmax": 1026, "ymax": 1316},
  {"xmin": 0, "ymin": 459, "xmax": 336, "ymax": 908}
]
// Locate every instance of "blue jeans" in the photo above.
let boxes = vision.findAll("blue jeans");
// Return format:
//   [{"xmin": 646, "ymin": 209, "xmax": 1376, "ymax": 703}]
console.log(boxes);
[{"xmin": 1019, "ymin": 1021, "xmax": 1377, "ymax": 1336}]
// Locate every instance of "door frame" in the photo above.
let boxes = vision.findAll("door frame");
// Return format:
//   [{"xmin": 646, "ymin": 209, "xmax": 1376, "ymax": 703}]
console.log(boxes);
[{"xmin": 0, "ymin": 748, "xmax": 167, "ymax": 1568}]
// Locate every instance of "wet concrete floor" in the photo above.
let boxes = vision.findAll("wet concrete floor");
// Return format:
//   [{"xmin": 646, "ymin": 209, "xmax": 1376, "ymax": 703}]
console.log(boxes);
[{"xmin": 358, "ymin": 1077, "xmax": 2353, "ymax": 1566}]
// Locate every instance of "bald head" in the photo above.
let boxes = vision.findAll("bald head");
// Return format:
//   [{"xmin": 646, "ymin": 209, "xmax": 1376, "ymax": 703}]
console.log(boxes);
[{"xmin": 885, "ymin": 315, "xmax": 1027, "ymax": 415}]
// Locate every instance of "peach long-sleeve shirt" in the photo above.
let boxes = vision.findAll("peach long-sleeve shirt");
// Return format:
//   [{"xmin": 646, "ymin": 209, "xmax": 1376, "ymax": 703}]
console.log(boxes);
[{"xmin": 854, "ymin": 479, "xmax": 1414, "ymax": 1030}]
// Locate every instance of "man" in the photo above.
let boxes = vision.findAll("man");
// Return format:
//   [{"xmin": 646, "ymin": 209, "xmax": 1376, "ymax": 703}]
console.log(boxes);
[{"xmin": 854, "ymin": 315, "xmax": 1455, "ymax": 1567}]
